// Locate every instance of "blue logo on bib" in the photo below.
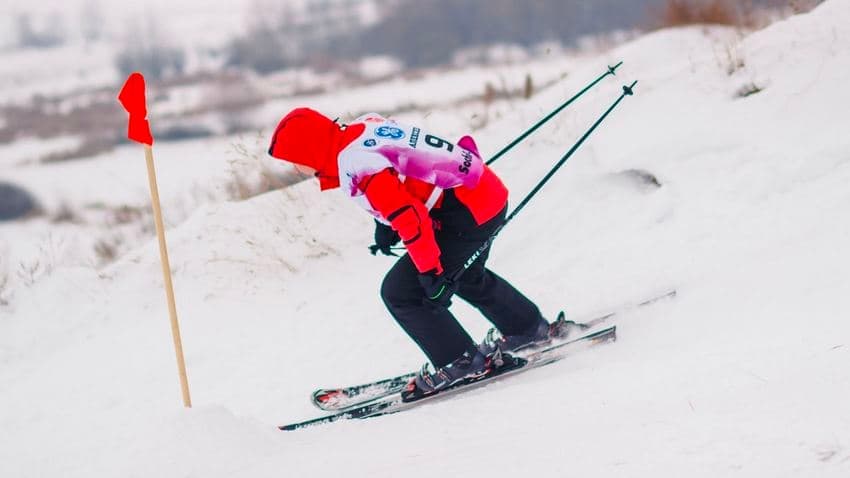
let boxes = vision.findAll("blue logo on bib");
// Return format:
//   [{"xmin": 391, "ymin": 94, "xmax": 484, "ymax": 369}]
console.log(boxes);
[
  {"xmin": 363, "ymin": 138, "xmax": 377, "ymax": 147},
  {"xmin": 375, "ymin": 126, "xmax": 405, "ymax": 140}
]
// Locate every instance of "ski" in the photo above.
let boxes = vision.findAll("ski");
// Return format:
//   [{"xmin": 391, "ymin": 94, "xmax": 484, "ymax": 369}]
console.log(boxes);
[
  {"xmin": 570, "ymin": 289, "xmax": 677, "ymax": 331},
  {"xmin": 310, "ymin": 289, "xmax": 675, "ymax": 412},
  {"xmin": 279, "ymin": 325, "xmax": 617, "ymax": 431},
  {"xmin": 311, "ymin": 372, "xmax": 415, "ymax": 412}
]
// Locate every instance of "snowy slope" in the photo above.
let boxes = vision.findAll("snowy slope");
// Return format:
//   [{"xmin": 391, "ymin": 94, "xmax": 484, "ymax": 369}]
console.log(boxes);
[
  {"xmin": 3, "ymin": 1, "xmax": 850, "ymax": 477},
  {"xmin": 0, "ymin": 0, "xmax": 388, "ymax": 104},
  {"xmin": 0, "ymin": 52, "xmax": 580, "ymax": 302}
]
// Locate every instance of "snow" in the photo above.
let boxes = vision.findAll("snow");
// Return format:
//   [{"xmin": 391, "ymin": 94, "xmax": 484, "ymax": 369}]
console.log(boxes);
[
  {"xmin": 0, "ymin": 42, "xmax": 118, "ymax": 105},
  {"xmin": 356, "ymin": 55, "xmax": 404, "ymax": 80},
  {"xmin": 0, "ymin": 135, "xmax": 83, "ymax": 167},
  {"xmin": 3, "ymin": 1, "xmax": 850, "ymax": 476},
  {"xmin": 0, "ymin": 0, "xmax": 392, "ymax": 105}
]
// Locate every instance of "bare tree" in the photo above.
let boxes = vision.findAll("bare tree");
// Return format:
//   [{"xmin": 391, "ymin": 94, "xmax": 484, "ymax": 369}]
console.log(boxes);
[
  {"xmin": 15, "ymin": 13, "xmax": 66, "ymax": 49},
  {"xmin": 80, "ymin": 0, "xmax": 106, "ymax": 44},
  {"xmin": 115, "ymin": 13, "xmax": 185, "ymax": 80}
]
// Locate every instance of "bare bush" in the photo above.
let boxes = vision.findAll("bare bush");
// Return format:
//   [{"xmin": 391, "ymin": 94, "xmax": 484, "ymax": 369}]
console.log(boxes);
[
  {"xmin": 104, "ymin": 205, "xmax": 146, "ymax": 226},
  {"xmin": 480, "ymin": 79, "xmax": 514, "ymax": 105},
  {"xmin": 0, "ymin": 97, "xmax": 122, "ymax": 160},
  {"xmin": 789, "ymin": 0, "xmax": 825, "ymax": 14},
  {"xmin": 50, "ymin": 202, "xmax": 82, "ymax": 224},
  {"xmin": 16, "ymin": 235, "xmax": 65, "ymax": 287},
  {"xmin": 654, "ymin": 0, "xmax": 744, "ymax": 28},
  {"xmin": 94, "ymin": 236, "xmax": 122, "ymax": 265},
  {"xmin": 17, "ymin": 259, "xmax": 43, "ymax": 287},
  {"xmin": 226, "ymin": 133, "xmax": 303, "ymax": 201},
  {"xmin": 483, "ymin": 82, "xmax": 497, "ymax": 105},
  {"xmin": 721, "ymin": 41, "xmax": 747, "ymax": 75}
]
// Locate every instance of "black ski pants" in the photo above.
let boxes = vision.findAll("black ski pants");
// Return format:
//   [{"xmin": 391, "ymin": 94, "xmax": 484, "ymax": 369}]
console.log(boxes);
[{"xmin": 380, "ymin": 203, "xmax": 543, "ymax": 368}]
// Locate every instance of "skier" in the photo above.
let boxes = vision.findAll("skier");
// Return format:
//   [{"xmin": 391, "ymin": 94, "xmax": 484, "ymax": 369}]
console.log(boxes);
[{"xmin": 268, "ymin": 108, "xmax": 553, "ymax": 395}]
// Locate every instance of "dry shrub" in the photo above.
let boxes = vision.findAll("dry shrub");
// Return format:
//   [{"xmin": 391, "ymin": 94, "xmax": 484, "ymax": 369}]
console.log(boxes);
[
  {"xmin": 41, "ymin": 136, "xmax": 115, "ymax": 164},
  {"xmin": 16, "ymin": 234, "xmax": 63, "ymax": 286},
  {"xmin": 111, "ymin": 205, "xmax": 145, "ymax": 225},
  {"xmin": 789, "ymin": 0, "xmax": 824, "ymax": 14},
  {"xmin": 0, "ymin": 259, "xmax": 10, "ymax": 306},
  {"xmin": 1, "ymin": 98, "xmax": 123, "ymax": 146},
  {"xmin": 227, "ymin": 166, "xmax": 302, "ymax": 201},
  {"xmin": 94, "ymin": 237, "xmax": 122, "ymax": 265},
  {"xmin": 523, "ymin": 74, "xmax": 534, "ymax": 99},
  {"xmin": 655, "ymin": 0, "xmax": 744, "ymax": 28},
  {"xmin": 717, "ymin": 40, "xmax": 747, "ymax": 75},
  {"xmin": 226, "ymin": 134, "xmax": 304, "ymax": 201},
  {"xmin": 483, "ymin": 82, "xmax": 497, "ymax": 105},
  {"xmin": 0, "ymin": 97, "xmax": 122, "ymax": 164},
  {"xmin": 197, "ymin": 72, "xmax": 265, "ymax": 116},
  {"xmin": 50, "ymin": 202, "xmax": 81, "ymax": 224}
]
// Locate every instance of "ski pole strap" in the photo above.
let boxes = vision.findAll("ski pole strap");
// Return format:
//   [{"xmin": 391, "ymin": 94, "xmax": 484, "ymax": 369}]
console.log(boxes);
[
  {"xmin": 486, "ymin": 61, "xmax": 623, "ymax": 166},
  {"xmin": 451, "ymin": 80, "xmax": 640, "ymax": 283}
]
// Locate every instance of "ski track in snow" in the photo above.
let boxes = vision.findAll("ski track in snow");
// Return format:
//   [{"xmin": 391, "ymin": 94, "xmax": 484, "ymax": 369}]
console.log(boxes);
[{"xmin": 2, "ymin": 2, "xmax": 850, "ymax": 476}]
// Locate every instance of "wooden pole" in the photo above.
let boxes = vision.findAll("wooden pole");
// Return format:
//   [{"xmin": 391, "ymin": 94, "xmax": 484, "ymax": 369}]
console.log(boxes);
[{"xmin": 144, "ymin": 144, "xmax": 192, "ymax": 408}]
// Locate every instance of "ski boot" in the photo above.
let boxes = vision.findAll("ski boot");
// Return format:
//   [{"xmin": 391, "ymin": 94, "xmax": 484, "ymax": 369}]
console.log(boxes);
[
  {"xmin": 479, "ymin": 314, "xmax": 572, "ymax": 356},
  {"xmin": 402, "ymin": 349, "xmax": 490, "ymax": 401}
]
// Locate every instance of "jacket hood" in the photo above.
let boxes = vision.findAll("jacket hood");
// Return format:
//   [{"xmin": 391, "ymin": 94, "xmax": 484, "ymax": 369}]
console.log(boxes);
[{"xmin": 268, "ymin": 108, "xmax": 344, "ymax": 191}]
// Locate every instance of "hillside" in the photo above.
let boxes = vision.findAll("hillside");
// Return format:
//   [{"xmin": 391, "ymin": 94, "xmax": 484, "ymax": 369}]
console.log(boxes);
[{"xmin": 1, "ymin": 1, "xmax": 849, "ymax": 476}]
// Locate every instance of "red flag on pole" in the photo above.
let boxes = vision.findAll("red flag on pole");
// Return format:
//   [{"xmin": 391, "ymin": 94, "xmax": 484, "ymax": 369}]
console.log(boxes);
[
  {"xmin": 118, "ymin": 72, "xmax": 154, "ymax": 146},
  {"xmin": 117, "ymin": 72, "xmax": 191, "ymax": 407}
]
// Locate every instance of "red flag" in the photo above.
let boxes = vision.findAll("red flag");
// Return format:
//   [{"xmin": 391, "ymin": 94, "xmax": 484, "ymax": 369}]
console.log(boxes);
[{"xmin": 118, "ymin": 72, "xmax": 154, "ymax": 146}]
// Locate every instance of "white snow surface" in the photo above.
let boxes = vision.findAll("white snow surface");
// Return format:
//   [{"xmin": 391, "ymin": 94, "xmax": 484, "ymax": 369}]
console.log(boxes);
[{"xmin": 3, "ymin": 2, "xmax": 850, "ymax": 476}]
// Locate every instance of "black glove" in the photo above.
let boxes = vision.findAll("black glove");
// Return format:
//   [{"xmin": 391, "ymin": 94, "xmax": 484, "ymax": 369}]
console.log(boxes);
[
  {"xmin": 417, "ymin": 270, "xmax": 457, "ymax": 307},
  {"xmin": 369, "ymin": 220, "xmax": 401, "ymax": 256}
]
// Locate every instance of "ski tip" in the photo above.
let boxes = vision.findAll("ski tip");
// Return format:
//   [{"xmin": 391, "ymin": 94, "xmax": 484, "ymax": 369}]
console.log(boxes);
[
  {"xmin": 313, "ymin": 389, "xmax": 343, "ymax": 402},
  {"xmin": 639, "ymin": 289, "xmax": 677, "ymax": 306},
  {"xmin": 311, "ymin": 389, "xmax": 348, "ymax": 410}
]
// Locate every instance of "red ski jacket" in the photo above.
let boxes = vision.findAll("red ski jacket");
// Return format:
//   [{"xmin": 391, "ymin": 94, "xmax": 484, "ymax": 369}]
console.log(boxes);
[{"xmin": 268, "ymin": 108, "xmax": 508, "ymax": 275}]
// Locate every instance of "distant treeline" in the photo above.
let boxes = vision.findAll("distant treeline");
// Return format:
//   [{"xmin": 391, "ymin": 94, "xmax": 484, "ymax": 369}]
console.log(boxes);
[
  {"xmin": 331, "ymin": 0, "xmax": 667, "ymax": 67},
  {"xmin": 226, "ymin": 0, "xmax": 817, "ymax": 73}
]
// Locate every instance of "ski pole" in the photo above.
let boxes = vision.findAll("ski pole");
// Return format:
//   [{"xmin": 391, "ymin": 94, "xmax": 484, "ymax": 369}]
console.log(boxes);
[
  {"xmin": 486, "ymin": 62, "xmax": 623, "ymax": 166},
  {"xmin": 452, "ymin": 81, "xmax": 639, "ymax": 283}
]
